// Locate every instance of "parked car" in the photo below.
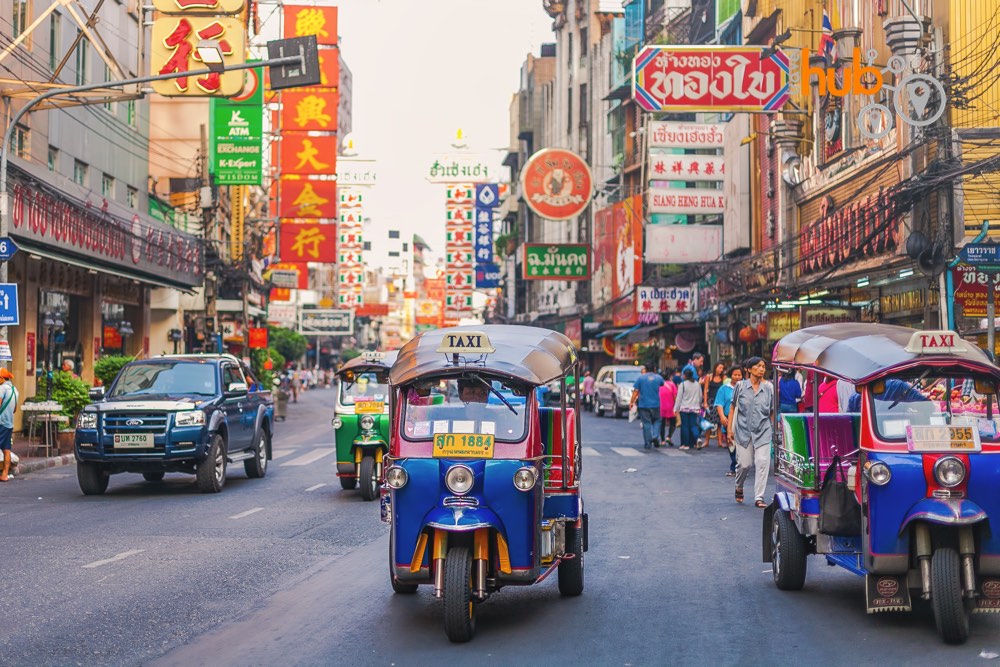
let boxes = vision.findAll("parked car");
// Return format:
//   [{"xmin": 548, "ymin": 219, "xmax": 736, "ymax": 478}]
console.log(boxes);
[
  {"xmin": 593, "ymin": 365, "xmax": 643, "ymax": 417},
  {"xmin": 74, "ymin": 354, "xmax": 274, "ymax": 495}
]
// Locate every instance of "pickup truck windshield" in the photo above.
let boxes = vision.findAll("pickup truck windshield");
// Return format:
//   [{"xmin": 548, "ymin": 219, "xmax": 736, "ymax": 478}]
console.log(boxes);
[{"xmin": 109, "ymin": 362, "xmax": 218, "ymax": 399}]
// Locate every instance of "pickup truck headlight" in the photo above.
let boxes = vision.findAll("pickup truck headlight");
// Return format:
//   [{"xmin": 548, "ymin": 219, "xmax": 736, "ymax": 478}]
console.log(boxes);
[
  {"xmin": 76, "ymin": 412, "xmax": 97, "ymax": 429},
  {"xmin": 175, "ymin": 411, "xmax": 206, "ymax": 427}
]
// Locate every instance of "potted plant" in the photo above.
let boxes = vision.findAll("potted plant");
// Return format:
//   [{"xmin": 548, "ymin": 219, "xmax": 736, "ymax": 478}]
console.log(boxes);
[{"xmin": 37, "ymin": 371, "xmax": 91, "ymax": 454}]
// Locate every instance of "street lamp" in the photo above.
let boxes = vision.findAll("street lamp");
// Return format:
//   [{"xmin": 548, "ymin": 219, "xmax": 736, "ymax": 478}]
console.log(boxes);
[
  {"xmin": 117, "ymin": 320, "xmax": 134, "ymax": 356},
  {"xmin": 42, "ymin": 311, "xmax": 64, "ymax": 401},
  {"xmin": 196, "ymin": 40, "xmax": 226, "ymax": 73}
]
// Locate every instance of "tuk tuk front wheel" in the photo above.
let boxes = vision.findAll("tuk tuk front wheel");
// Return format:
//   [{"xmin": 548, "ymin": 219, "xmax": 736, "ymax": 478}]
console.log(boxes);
[
  {"xmin": 931, "ymin": 547, "xmax": 971, "ymax": 644},
  {"xmin": 558, "ymin": 523, "xmax": 585, "ymax": 596},
  {"xmin": 359, "ymin": 455, "xmax": 378, "ymax": 501},
  {"xmin": 771, "ymin": 509, "xmax": 807, "ymax": 591},
  {"xmin": 443, "ymin": 546, "xmax": 476, "ymax": 642}
]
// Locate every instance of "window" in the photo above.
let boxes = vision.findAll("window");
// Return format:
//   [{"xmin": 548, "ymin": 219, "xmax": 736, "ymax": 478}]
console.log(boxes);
[
  {"xmin": 13, "ymin": 1, "xmax": 30, "ymax": 42},
  {"xmin": 73, "ymin": 160, "xmax": 88, "ymax": 186},
  {"xmin": 579, "ymin": 27, "xmax": 588, "ymax": 59},
  {"xmin": 402, "ymin": 242, "xmax": 408, "ymax": 252},
  {"xmin": 49, "ymin": 12, "xmax": 60, "ymax": 70},
  {"xmin": 126, "ymin": 99, "xmax": 136, "ymax": 127},
  {"xmin": 102, "ymin": 173, "xmax": 114, "ymax": 198},
  {"xmin": 127, "ymin": 186, "xmax": 138, "ymax": 208},
  {"xmin": 74, "ymin": 33, "xmax": 89, "ymax": 85},
  {"xmin": 362, "ymin": 241, "xmax": 371, "ymax": 251},
  {"xmin": 388, "ymin": 229, "xmax": 400, "ymax": 239},
  {"xmin": 579, "ymin": 84, "xmax": 588, "ymax": 126},
  {"xmin": 103, "ymin": 65, "xmax": 116, "ymax": 113},
  {"xmin": 47, "ymin": 146, "xmax": 58, "ymax": 171},
  {"xmin": 388, "ymin": 251, "xmax": 400, "ymax": 258},
  {"xmin": 14, "ymin": 125, "xmax": 29, "ymax": 159},
  {"xmin": 567, "ymin": 86, "xmax": 573, "ymax": 131}
]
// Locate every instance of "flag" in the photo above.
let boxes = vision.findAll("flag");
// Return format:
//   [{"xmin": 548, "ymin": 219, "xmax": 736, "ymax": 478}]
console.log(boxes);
[{"xmin": 820, "ymin": 8, "xmax": 837, "ymax": 66}]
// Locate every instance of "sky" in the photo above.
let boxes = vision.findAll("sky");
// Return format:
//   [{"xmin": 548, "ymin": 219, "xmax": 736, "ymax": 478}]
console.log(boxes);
[{"xmin": 326, "ymin": 0, "xmax": 556, "ymax": 263}]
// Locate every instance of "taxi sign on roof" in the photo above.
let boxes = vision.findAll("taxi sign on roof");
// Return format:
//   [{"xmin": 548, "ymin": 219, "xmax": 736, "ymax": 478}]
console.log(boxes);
[
  {"xmin": 904, "ymin": 330, "xmax": 963, "ymax": 354},
  {"xmin": 361, "ymin": 351, "xmax": 385, "ymax": 362},
  {"xmin": 435, "ymin": 331, "xmax": 495, "ymax": 355}
]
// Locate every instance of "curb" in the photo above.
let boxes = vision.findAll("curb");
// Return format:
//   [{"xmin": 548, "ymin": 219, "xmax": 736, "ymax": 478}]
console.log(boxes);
[{"xmin": 15, "ymin": 454, "xmax": 75, "ymax": 476}]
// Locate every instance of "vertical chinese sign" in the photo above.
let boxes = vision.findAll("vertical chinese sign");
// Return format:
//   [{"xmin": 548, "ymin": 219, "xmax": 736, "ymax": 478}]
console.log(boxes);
[
  {"xmin": 337, "ymin": 191, "xmax": 364, "ymax": 308},
  {"xmin": 444, "ymin": 183, "xmax": 475, "ymax": 325},
  {"xmin": 276, "ymin": 5, "xmax": 340, "ymax": 303}
]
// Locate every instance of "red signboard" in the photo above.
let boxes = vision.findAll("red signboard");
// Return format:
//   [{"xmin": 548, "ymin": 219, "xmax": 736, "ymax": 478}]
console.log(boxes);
[
  {"xmin": 248, "ymin": 327, "xmax": 268, "ymax": 349},
  {"xmin": 426, "ymin": 278, "xmax": 446, "ymax": 301},
  {"xmin": 613, "ymin": 296, "xmax": 638, "ymax": 328},
  {"xmin": 564, "ymin": 319, "xmax": 582, "ymax": 349},
  {"xmin": 280, "ymin": 91, "xmax": 339, "ymax": 132},
  {"xmin": 279, "ymin": 133, "xmax": 338, "ymax": 176},
  {"xmin": 520, "ymin": 148, "xmax": 593, "ymax": 221},
  {"xmin": 799, "ymin": 189, "xmax": 901, "ymax": 277},
  {"xmin": 279, "ymin": 179, "xmax": 336, "ymax": 218},
  {"xmin": 613, "ymin": 194, "xmax": 644, "ymax": 302},
  {"xmin": 270, "ymin": 288, "xmax": 292, "ymax": 301},
  {"xmin": 355, "ymin": 303, "xmax": 390, "ymax": 317},
  {"xmin": 953, "ymin": 265, "xmax": 1000, "ymax": 317},
  {"xmin": 283, "ymin": 5, "xmax": 337, "ymax": 45},
  {"xmin": 632, "ymin": 46, "xmax": 790, "ymax": 112},
  {"xmin": 104, "ymin": 325, "xmax": 122, "ymax": 350},
  {"xmin": 279, "ymin": 223, "xmax": 336, "ymax": 263}
]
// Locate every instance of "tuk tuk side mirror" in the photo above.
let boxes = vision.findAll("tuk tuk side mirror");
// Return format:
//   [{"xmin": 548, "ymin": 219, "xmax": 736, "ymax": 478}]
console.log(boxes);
[
  {"xmin": 872, "ymin": 380, "xmax": 886, "ymax": 395},
  {"xmin": 975, "ymin": 379, "xmax": 997, "ymax": 395}
]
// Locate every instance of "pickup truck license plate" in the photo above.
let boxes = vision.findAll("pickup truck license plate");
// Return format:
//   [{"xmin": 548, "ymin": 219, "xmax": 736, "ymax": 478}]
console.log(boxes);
[{"xmin": 113, "ymin": 433, "xmax": 153, "ymax": 448}]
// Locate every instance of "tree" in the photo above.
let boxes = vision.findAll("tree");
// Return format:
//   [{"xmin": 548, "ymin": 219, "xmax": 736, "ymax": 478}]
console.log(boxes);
[{"xmin": 268, "ymin": 326, "xmax": 308, "ymax": 364}]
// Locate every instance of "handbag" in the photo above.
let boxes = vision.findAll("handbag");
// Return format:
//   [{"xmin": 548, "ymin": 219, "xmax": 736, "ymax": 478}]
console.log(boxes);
[{"xmin": 818, "ymin": 455, "xmax": 862, "ymax": 536}]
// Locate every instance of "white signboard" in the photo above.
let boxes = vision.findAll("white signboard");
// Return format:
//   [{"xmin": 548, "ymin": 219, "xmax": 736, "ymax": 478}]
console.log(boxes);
[
  {"xmin": 269, "ymin": 269, "xmax": 299, "ymax": 289},
  {"xmin": 636, "ymin": 285, "xmax": 697, "ymax": 317},
  {"xmin": 647, "ymin": 122, "xmax": 725, "ymax": 149},
  {"xmin": 267, "ymin": 303, "xmax": 298, "ymax": 324},
  {"xmin": 646, "ymin": 225, "xmax": 722, "ymax": 264},
  {"xmin": 336, "ymin": 159, "xmax": 377, "ymax": 187},
  {"xmin": 299, "ymin": 309, "xmax": 354, "ymax": 336},
  {"xmin": 427, "ymin": 154, "xmax": 493, "ymax": 183},
  {"xmin": 649, "ymin": 154, "xmax": 725, "ymax": 183},
  {"xmin": 648, "ymin": 187, "xmax": 725, "ymax": 215}
]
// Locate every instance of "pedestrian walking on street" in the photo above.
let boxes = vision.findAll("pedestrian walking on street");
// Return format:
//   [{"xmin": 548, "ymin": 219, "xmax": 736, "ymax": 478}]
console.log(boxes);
[
  {"xmin": 728, "ymin": 356, "xmax": 775, "ymax": 507},
  {"xmin": 701, "ymin": 362, "xmax": 726, "ymax": 448},
  {"xmin": 658, "ymin": 370, "xmax": 677, "ymax": 446},
  {"xmin": 629, "ymin": 366, "xmax": 664, "ymax": 449},
  {"xmin": 714, "ymin": 366, "xmax": 744, "ymax": 476},
  {"xmin": 581, "ymin": 370, "xmax": 595, "ymax": 411},
  {"xmin": 0, "ymin": 368, "xmax": 19, "ymax": 482},
  {"xmin": 673, "ymin": 368, "xmax": 702, "ymax": 450},
  {"xmin": 682, "ymin": 352, "xmax": 704, "ymax": 381}
]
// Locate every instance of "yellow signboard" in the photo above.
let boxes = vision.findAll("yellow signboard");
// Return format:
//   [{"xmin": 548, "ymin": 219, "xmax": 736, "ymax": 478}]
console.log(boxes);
[
  {"xmin": 433, "ymin": 433, "xmax": 495, "ymax": 459},
  {"xmin": 150, "ymin": 17, "xmax": 246, "ymax": 97},
  {"xmin": 151, "ymin": 0, "xmax": 247, "ymax": 13}
]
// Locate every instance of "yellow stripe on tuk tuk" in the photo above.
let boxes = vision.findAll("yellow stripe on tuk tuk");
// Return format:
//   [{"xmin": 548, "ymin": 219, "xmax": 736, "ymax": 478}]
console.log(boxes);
[
  {"xmin": 496, "ymin": 533, "xmax": 512, "ymax": 574},
  {"xmin": 410, "ymin": 532, "xmax": 429, "ymax": 573}
]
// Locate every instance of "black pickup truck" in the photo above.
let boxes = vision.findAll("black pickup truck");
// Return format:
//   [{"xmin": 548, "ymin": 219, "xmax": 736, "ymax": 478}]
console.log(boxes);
[{"xmin": 74, "ymin": 354, "xmax": 274, "ymax": 495}]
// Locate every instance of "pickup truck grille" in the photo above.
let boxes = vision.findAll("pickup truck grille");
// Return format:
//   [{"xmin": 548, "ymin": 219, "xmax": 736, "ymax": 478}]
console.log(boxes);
[{"xmin": 103, "ymin": 412, "xmax": 169, "ymax": 436}]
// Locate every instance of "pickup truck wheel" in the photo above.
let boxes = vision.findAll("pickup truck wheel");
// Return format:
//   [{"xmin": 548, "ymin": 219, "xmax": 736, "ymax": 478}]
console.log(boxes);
[
  {"xmin": 359, "ymin": 455, "xmax": 378, "ymax": 501},
  {"xmin": 78, "ymin": 462, "xmax": 109, "ymax": 495},
  {"xmin": 595, "ymin": 398, "xmax": 605, "ymax": 417},
  {"xmin": 196, "ymin": 434, "xmax": 227, "ymax": 493},
  {"xmin": 142, "ymin": 472, "xmax": 165, "ymax": 482},
  {"xmin": 613, "ymin": 398, "xmax": 625, "ymax": 418},
  {"xmin": 244, "ymin": 430, "xmax": 268, "ymax": 479}
]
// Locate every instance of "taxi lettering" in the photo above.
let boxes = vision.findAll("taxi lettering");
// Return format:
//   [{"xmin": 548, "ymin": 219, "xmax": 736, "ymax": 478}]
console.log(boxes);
[
  {"xmin": 917, "ymin": 333, "xmax": 954, "ymax": 349},
  {"xmin": 447, "ymin": 334, "xmax": 484, "ymax": 349}
]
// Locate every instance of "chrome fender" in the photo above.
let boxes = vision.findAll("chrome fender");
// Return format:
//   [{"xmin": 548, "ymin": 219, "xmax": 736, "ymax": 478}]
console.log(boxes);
[
  {"xmin": 423, "ymin": 505, "xmax": 507, "ymax": 536},
  {"xmin": 773, "ymin": 491, "xmax": 796, "ymax": 513},
  {"xmin": 899, "ymin": 498, "xmax": 988, "ymax": 533}
]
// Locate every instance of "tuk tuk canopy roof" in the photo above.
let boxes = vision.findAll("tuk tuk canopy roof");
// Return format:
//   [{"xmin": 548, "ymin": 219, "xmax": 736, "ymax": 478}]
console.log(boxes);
[
  {"xmin": 337, "ymin": 350, "xmax": 398, "ymax": 377},
  {"xmin": 390, "ymin": 325, "xmax": 578, "ymax": 387},
  {"xmin": 771, "ymin": 323, "xmax": 997, "ymax": 383}
]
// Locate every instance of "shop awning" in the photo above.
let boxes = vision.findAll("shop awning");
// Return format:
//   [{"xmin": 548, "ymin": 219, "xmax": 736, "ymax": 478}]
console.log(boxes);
[
  {"xmin": 18, "ymin": 242, "xmax": 199, "ymax": 294},
  {"xmin": 623, "ymin": 325, "xmax": 667, "ymax": 343},
  {"xmin": 614, "ymin": 324, "xmax": 643, "ymax": 340},
  {"xmin": 595, "ymin": 328, "xmax": 628, "ymax": 338}
]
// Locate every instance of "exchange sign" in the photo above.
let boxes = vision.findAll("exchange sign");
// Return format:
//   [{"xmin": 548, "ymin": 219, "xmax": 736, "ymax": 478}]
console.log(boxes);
[{"xmin": 210, "ymin": 66, "xmax": 263, "ymax": 185}]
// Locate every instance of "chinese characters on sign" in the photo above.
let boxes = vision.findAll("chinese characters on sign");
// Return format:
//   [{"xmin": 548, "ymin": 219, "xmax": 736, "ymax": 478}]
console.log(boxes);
[
  {"xmin": 474, "ymin": 207, "xmax": 494, "ymax": 263},
  {"xmin": 279, "ymin": 180, "xmax": 336, "ymax": 218},
  {"xmin": 636, "ymin": 285, "xmax": 696, "ymax": 324},
  {"xmin": 337, "ymin": 189, "xmax": 364, "ymax": 308},
  {"xmin": 649, "ymin": 155, "xmax": 725, "ymax": 182},
  {"xmin": 279, "ymin": 223, "xmax": 336, "ymax": 263},
  {"xmin": 280, "ymin": 134, "xmax": 338, "ymax": 176},
  {"xmin": 280, "ymin": 91, "xmax": 339, "ymax": 131},
  {"xmin": 151, "ymin": 16, "xmax": 246, "ymax": 97},
  {"xmin": 283, "ymin": 5, "xmax": 338, "ymax": 45},
  {"xmin": 520, "ymin": 148, "xmax": 594, "ymax": 221}
]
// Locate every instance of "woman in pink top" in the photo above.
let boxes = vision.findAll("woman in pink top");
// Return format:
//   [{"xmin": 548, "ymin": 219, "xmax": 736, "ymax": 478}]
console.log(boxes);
[
  {"xmin": 658, "ymin": 373, "xmax": 678, "ymax": 446},
  {"xmin": 818, "ymin": 375, "xmax": 840, "ymax": 413}
]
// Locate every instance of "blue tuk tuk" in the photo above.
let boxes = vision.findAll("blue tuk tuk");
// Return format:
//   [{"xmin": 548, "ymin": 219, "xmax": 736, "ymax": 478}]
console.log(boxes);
[{"xmin": 383, "ymin": 325, "xmax": 587, "ymax": 642}]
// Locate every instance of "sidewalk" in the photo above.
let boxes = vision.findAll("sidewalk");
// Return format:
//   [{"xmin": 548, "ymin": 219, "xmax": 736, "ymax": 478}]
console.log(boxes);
[{"xmin": 8, "ymin": 433, "xmax": 76, "ymax": 478}]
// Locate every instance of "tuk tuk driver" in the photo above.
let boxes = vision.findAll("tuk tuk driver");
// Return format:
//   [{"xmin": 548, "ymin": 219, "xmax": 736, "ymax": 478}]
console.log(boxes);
[{"xmin": 458, "ymin": 378, "xmax": 490, "ymax": 404}]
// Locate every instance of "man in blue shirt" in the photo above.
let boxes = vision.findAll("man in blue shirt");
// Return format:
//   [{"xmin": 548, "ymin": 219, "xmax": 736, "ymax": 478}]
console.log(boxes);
[
  {"xmin": 682, "ymin": 352, "xmax": 704, "ymax": 382},
  {"xmin": 630, "ymin": 366, "xmax": 665, "ymax": 449}
]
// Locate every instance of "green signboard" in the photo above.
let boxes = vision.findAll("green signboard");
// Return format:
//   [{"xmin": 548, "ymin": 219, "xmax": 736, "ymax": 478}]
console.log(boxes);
[
  {"xmin": 210, "ymin": 66, "xmax": 264, "ymax": 185},
  {"xmin": 522, "ymin": 243, "xmax": 590, "ymax": 280}
]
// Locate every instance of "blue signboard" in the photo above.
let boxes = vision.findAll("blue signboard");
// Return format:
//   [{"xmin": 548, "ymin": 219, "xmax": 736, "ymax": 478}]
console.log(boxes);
[
  {"xmin": 476, "ymin": 263, "xmax": 502, "ymax": 289},
  {"xmin": 475, "ymin": 183, "xmax": 499, "ymax": 209},
  {"xmin": 0, "ymin": 237, "xmax": 18, "ymax": 262},
  {"xmin": 0, "ymin": 283, "xmax": 19, "ymax": 326},
  {"xmin": 958, "ymin": 243, "xmax": 1000, "ymax": 267},
  {"xmin": 474, "ymin": 206, "xmax": 494, "ymax": 263}
]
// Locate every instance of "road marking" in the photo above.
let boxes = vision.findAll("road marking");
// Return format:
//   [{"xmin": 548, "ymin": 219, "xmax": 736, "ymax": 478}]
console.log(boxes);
[
  {"xmin": 281, "ymin": 449, "xmax": 334, "ymax": 467},
  {"xmin": 611, "ymin": 447, "xmax": 643, "ymax": 457},
  {"xmin": 305, "ymin": 483, "xmax": 327, "ymax": 492},
  {"xmin": 82, "ymin": 549, "xmax": 144, "ymax": 569},
  {"xmin": 270, "ymin": 449, "xmax": 297, "ymax": 460},
  {"xmin": 581, "ymin": 447, "xmax": 601, "ymax": 457},
  {"xmin": 230, "ymin": 507, "xmax": 264, "ymax": 520}
]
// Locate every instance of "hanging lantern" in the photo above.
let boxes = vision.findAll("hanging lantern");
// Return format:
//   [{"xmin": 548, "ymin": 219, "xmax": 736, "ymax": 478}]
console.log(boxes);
[
  {"xmin": 756, "ymin": 322, "xmax": 768, "ymax": 338},
  {"xmin": 264, "ymin": 358, "xmax": 274, "ymax": 370},
  {"xmin": 739, "ymin": 326, "xmax": 759, "ymax": 343}
]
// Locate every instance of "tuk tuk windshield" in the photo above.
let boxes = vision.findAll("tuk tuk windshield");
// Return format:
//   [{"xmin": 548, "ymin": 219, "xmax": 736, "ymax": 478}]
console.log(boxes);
[
  {"xmin": 401, "ymin": 377, "xmax": 529, "ymax": 442},
  {"xmin": 340, "ymin": 371, "xmax": 389, "ymax": 406},
  {"xmin": 871, "ymin": 372, "xmax": 1000, "ymax": 442}
]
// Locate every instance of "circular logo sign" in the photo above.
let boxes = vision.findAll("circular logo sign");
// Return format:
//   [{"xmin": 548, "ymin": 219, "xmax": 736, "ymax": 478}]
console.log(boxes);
[
  {"xmin": 130, "ymin": 215, "xmax": 143, "ymax": 265},
  {"xmin": 520, "ymin": 148, "xmax": 593, "ymax": 221},
  {"xmin": 983, "ymin": 579, "xmax": 1000, "ymax": 599},
  {"xmin": 231, "ymin": 68, "xmax": 260, "ymax": 103},
  {"xmin": 876, "ymin": 577, "xmax": 899, "ymax": 598}
]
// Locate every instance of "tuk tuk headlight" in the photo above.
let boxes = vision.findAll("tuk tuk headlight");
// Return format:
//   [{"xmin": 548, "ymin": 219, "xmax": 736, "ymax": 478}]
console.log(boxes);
[
  {"xmin": 445, "ymin": 465, "xmax": 474, "ymax": 495},
  {"xmin": 934, "ymin": 457, "xmax": 966, "ymax": 488},
  {"xmin": 866, "ymin": 461, "xmax": 892, "ymax": 486},
  {"xmin": 359, "ymin": 415, "xmax": 375, "ymax": 430},
  {"xmin": 513, "ymin": 467, "xmax": 537, "ymax": 491},
  {"xmin": 331, "ymin": 417, "xmax": 343, "ymax": 429},
  {"xmin": 385, "ymin": 466, "xmax": 408, "ymax": 489}
]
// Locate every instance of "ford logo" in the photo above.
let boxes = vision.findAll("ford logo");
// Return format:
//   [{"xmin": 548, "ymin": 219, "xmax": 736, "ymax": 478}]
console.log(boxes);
[{"xmin": 125, "ymin": 419, "xmax": 144, "ymax": 426}]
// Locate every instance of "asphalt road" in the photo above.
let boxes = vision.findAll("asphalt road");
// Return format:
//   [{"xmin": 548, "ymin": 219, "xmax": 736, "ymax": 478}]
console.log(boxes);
[{"xmin": 2, "ymin": 388, "xmax": 999, "ymax": 666}]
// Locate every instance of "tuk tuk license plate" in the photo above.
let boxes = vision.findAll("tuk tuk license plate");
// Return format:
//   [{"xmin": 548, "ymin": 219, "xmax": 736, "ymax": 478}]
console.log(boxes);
[
  {"xmin": 433, "ymin": 433, "xmax": 495, "ymax": 459},
  {"xmin": 354, "ymin": 401, "xmax": 385, "ymax": 414},
  {"xmin": 113, "ymin": 433, "xmax": 153, "ymax": 448},
  {"xmin": 906, "ymin": 425, "xmax": 981, "ymax": 453}
]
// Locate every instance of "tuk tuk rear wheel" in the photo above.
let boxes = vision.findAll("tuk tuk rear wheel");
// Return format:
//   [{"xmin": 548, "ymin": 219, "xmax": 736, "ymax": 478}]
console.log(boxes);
[
  {"xmin": 772, "ymin": 509, "xmax": 807, "ymax": 590},
  {"xmin": 558, "ymin": 523, "xmax": 585, "ymax": 596},
  {"xmin": 359, "ymin": 455, "xmax": 378, "ymax": 501},
  {"xmin": 339, "ymin": 476, "xmax": 357, "ymax": 490},
  {"xmin": 931, "ymin": 547, "xmax": 971, "ymax": 644},
  {"xmin": 443, "ymin": 546, "xmax": 476, "ymax": 642}
]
